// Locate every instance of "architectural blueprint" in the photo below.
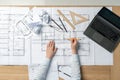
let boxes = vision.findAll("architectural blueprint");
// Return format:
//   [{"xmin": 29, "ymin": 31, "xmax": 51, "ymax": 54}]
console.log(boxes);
[
  {"xmin": 0, "ymin": 7, "xmax": 113, "ymax": 66},
  {"xmin": 29, "ymin": 7, "xmax": 113, "ymax": 80},
  {"xmin": 0, "ymin": 7, "xmax": 31, "ymax": 65},
  {"xmin": 0, "ymin": 6, "xmax": 113, "ymax": 80},
  {"xmin": 31, "ymin": 7, "xmax": 98, "ymax": 65}
]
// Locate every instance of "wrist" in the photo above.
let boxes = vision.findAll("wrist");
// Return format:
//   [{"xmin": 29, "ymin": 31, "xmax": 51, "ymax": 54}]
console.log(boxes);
[
  {"xmin": 72, "ymin": 49, "xmax": 77, "ymax": 54},
  {"xmin": 46, "ymin": 55, "xmax": 53, "ymax": 59}
]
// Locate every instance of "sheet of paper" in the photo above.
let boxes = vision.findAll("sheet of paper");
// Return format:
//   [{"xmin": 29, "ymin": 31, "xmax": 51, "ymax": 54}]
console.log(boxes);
[
  {"xmin": 31, "ymin": 7, "xmax": 113, "ymax": 65},
  {"xmin": 28, "ymin": 7, "xmax": 113, "ymax": 80},
  {"xmin": 93, "ymin": 7, "xmax": 113, "ymax": 65},
  {"xmin": 0, "ymin": 7, "xmax": 113, "ymax": 66},
  {"xmin": 0, "ymin": 7, "xmax": 113, "ymax": 80},
  {"xmin": 31, "ymin": 7, "xmax": 97, "ymax": 65},
  {"xmin": 0, "ymin": 7, "xmax": 31, "ymax": 65}
]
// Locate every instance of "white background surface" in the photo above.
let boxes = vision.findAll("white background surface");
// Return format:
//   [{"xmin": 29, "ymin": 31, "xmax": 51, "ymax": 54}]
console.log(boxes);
[{"xmin": 0, "ymin": 0, "xmax": 119, "ymax": 5}]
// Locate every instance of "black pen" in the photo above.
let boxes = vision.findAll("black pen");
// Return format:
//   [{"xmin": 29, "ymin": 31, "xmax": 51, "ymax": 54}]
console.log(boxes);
[
  {"xmin": 58, "ymin": 70, "xmax": 71, "ymax": 77},
  {"xmin": 49, "ymin": 25, "xmax": 60, "ymax": 32},
  {"xmin": 51, "ymin": 18, "xmax": 64, "ymax": 31},
  {"xmin": 59, "ymin": 17, "xmax": 67, "ymax": 32}
]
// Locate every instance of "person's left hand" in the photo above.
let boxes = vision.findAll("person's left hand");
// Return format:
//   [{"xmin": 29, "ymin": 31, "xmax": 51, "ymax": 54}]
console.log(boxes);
[{"xmin": 46, "ymin": 40, "xmax": 57, "ymax": 59}]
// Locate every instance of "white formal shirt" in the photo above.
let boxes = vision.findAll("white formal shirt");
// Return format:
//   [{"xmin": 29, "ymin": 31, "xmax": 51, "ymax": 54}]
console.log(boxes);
[{"xmin": 30, "ymin": 54, "xmax": 81, "ymax": 80}]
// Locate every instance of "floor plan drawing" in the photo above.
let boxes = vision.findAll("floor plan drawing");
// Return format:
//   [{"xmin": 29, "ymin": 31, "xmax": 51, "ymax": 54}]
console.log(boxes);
[
  {"xmin": 29, "ymin": 7, "xmax": 113, "ymax": 80},
  {"xmin": 0, "ymin": 7, "xmax": 31, "ymax": 65},
  {"xmin": 0, "ymin": 6, "xmax": 113, "ymax": 80},
  {"xmin": 0, "ymin": 7, "xmax": 113, "ymax": 66},
  {"xmin": 31, "ymin": 7, "xmax": 97, "ymax": 65}
]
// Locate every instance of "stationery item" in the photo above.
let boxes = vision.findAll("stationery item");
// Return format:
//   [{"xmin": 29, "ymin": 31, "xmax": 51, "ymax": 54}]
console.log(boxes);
[
  {"xmin": 16, "ymin": 21, "xmax": 31, "ymax": 36},
  {"xmin": 70, "ymin": 11, "xmax": 88, "ymax": 25},
  {"xmin": 49, "ymin": 25, "xmax": 61, "ymax": 32},
  {"xmin": 58, "ymin": 66, "xmax": 71, "ymax": 80},
  {"xmin": 16, "ymin": 10, "xmax": 33, "ymax": 36},
  {"xmin": 0, "ymin": 7, "xmax": 30, "ymax": 65},
  {"xmin": 67, "ymin": 38, "xmax": 81, "ymax": 41},
  {"xmin": 58, "ymin": 70, "xmax": 71, "ymax": 77},
  {"xmin": 51, "ymin": 18, "xmax": 64, "ymax": 31},
  {"xmin": 59, "ymin": 17, "xmax": 68, "ymax": 32},
  {"xmin": 28, "ymin": 22, "xmax": 43, "ymax": 35},
  {"xmin": 39, "ymin": 10, "xmax": 51, "ymax": 24},
  {"xmin": 59, "ymin": 77, "xmax": 64, "ymax": 80},
  {"xmin": 57, "ymin": 10, "xmax": 75, "ymax": 30}
]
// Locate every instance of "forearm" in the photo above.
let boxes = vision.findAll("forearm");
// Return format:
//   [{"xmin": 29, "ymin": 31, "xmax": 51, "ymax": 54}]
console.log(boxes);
[
  {"xmin": 30, "ymin": 58, "xmax": 51, "ymax": 80},
  {"xmin": 38, "ymin": 58, "xmax": 51, "ymax": 80},
  {"xmin": 71, "ymin": 54, "xmax": 81, "ymax": 80}
]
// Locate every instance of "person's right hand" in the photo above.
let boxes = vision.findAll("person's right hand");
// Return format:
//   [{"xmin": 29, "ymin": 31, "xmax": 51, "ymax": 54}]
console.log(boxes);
[{"xmin": 70, "ymin": 38, "xmax": 78, "ymax": 54}]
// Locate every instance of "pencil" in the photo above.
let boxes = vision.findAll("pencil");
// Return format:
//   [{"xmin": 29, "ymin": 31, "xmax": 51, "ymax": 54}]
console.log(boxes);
[
  {"xmin": 59, "ymin": 17, "xmax": 67, "ymax": 32},
  {"xmin": 67, "ymin": 38, "xmax": 81, "ymax": 41}
]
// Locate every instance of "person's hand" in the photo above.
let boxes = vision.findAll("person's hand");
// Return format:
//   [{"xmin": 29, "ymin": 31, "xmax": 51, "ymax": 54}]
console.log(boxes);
[
  {"xmin": 46, "ymin": 40, "xmax": 57, "ymax": 59},
  {"xmin": 70, "ymin": 38, "xmax": 78, "ymax": 54}
]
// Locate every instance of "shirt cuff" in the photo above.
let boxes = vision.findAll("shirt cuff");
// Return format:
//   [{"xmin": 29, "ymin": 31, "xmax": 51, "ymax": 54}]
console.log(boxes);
[
  {"xmin": 42, "ymin": 57, "xmax": 51, "ymax": 66},
  {"xmin": 72, "ymin": 54, "xmax": 80, "ymax": 63},
  {"xmin": 72, "ymin": 54, "xmax": 79, "ymax": 59}
]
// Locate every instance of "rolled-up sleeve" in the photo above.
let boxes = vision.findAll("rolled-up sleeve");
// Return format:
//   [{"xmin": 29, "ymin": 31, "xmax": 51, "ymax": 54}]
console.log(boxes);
[
  {"xmin": 71, "ymin": 54, "xmax": 81, "ymax": 80},
  {"xmin": 30, "ymin": 58, "xmax": 51, "ymax": 80}
]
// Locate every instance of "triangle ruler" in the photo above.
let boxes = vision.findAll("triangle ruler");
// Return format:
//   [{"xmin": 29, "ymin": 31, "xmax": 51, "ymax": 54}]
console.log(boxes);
[
  {"xmin": 57, "ymin": 10, "xmax": 75, "ymax": 30},
  {"xmin": 70, "ymin": 11, "xmax": 88, "ymax": 25}
]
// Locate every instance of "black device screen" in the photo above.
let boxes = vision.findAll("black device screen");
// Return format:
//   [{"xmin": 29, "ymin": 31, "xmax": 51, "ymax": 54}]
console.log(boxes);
[{"xmin": 98, "ymin": 7, "xmax": 120, "ymax": 30}]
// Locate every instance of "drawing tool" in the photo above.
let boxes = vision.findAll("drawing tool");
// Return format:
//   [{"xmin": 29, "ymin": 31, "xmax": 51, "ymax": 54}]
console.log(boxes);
[
  {"xmin": 59, "ymin": 77, "xmax": 64, "ymax": 80},
  {"xmin": 51, "ymin": 18, "xmax": 64, "ymax": 31},
  {"xmin": 58, "ymin": 70, "xmax": 71, "ymax": 77},
  {"xmin": 67, "ymin": 38, "xmax": 81, "ymax": 41},
  {"xmin": 59, "ymin": 17, "xmax": 68, "ymax": 32},
  {"xmin": 70, "ymin": 11, "xmax": 88, "ymax": 25},
  {"xmin": 49, "ymin": 25, "xmax": 60, "ymax": 32},
  {"xmin": 57, "ymin": 9, "xmax": 75, "ymax": 30}
]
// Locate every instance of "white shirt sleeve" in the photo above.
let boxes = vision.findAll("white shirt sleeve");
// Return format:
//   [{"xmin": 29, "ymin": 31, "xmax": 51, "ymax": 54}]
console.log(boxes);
[
  {"xmin": 71, "ymin": 54, "xmax": 81, "ymax": 80},
  {"xmin": 29, "ymin": 54, "xmax": 81, "ymax": 80},
  {"xmin": 31, "ymin": 58, "xmax": 51, "ymax": 80}
]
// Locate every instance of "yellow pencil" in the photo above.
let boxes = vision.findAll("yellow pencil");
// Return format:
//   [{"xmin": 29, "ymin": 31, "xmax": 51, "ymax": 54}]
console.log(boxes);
[{"xmin": 67, "ymin": 38, "xmax": 81, "ymax": 41}]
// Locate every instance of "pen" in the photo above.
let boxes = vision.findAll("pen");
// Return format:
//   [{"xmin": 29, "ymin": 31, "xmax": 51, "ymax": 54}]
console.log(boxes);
[
  {"xmin": 58, "ymin": 70, "xmax": 71, "ymax": 77},
  {"xmin": 59, "ymin": 17, "xmax": 67, "ymax": 32},
  {"xmin": 51, "ymin": 18, "xmax": 64, "ymax": 31},
  {"xmin": 49, "ymin": 25, "xmax": 60, "ymax": 32}
]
